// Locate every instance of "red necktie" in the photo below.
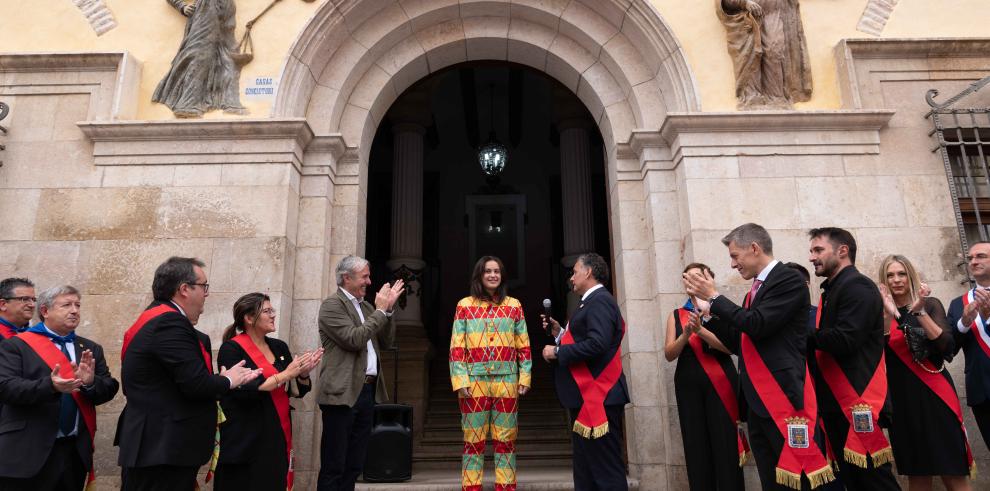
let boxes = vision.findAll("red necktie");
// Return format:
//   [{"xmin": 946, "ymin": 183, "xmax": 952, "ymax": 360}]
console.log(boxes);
[{"xmin": 748, "ymin": 279, "xmax": 763, "ymax": 304}]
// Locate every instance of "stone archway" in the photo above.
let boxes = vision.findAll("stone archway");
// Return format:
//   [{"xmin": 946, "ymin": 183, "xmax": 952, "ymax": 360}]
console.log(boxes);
[{"xmin": 276, "ymin": 1, "xmax": 699, "ymax": 488}]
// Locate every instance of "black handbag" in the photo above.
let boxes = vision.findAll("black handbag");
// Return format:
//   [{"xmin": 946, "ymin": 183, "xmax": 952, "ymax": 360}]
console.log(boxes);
[{"xmin": 901, "ymin": 320, "xmax": 930, "ymax": 363}]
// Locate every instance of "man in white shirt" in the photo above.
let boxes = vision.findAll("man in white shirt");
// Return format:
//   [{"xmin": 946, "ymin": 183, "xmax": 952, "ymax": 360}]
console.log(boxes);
[
  {"xmin": 316, "ymin": 256, "xmax": 403, "ymax": 491},
  {"xmin": 947, "ymin": 241, "xmax": 990, "ymax": 449}
]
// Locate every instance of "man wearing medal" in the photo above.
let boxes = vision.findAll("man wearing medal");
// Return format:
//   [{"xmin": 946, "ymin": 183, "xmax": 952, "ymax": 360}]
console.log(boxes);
[
  {"xmin": 685, "ymin": 223, "xmax": 834, "ymax": 490},
  {"xmin": 806, "ymin": 228, "xmax": 898, "ymax": 490}
]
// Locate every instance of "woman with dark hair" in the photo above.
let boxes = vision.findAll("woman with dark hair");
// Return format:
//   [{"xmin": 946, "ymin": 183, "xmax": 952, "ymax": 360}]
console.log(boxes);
[
  {"xmin": 665, "ymin": 263, "xmax": 746, "ymax": 490},
  {"xmin": 878, "ymin": 255, "xmax": 973, "ymax": 491},
  {"xmin": 450, "ymin": 256, "xmax": 532, "ymax": 491},
  {"xmin": 215, "ymin": 293, "xmax": 323, "ymax": 490}
]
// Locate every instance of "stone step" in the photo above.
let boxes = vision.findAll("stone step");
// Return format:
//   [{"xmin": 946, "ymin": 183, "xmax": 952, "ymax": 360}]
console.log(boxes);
[{"xmin": 355, "ymin": 467, "xmax": 640, "ymax": 490}]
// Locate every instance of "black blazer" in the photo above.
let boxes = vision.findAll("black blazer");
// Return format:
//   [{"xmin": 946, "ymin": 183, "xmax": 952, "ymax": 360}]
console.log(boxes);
[
  {"xmin": 0, "ymin": 334, "xmax": 118, "ymax": 478},
  {"xmin": 708, "ymin": 262, "xmax": 810, "ymax": 418},
  {"xmin": 807, "ymin": 266, "xmax": 888, "ymax": 416},
  {"xmin": 217, "ymin": 336, "xmax": 310, "ymax": 464},
  {"xmin": 948, "ymin": 293, "xmax": 990, "ymax": 407},
  {"xmin": 553, "ymin": 287, "xmax": 630, "ymax": 410},
  {"xmin": 114, "ymin": 301, "xmax": 231, "ymax": 468}
]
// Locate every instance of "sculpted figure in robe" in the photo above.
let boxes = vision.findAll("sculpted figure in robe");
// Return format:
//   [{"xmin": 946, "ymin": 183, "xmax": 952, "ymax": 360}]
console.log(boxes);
[
  {"xmin": 153, "ymin": 0, "xmax": 247, "ymax": 117},
  {"xmin": 717, "ymin": 0, "xmax": 813, "ymax": 109}
]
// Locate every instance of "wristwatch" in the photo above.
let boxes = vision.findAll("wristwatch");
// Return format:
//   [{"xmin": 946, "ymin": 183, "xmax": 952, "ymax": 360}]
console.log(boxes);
[
  {"xmin": 554, "ymin": 346, "xmax": 559, "ymax": 356},
  {"xmin": 708, "ymin": 293, "xmax": 721, "ymax": 304}
]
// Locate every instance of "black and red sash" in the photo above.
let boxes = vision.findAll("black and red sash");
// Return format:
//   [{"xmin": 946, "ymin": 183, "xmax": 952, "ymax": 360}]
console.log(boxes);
[
  {"xmin": 232, "ymin": 334, "xmax": 294, "ymax": 490},
  {"xmin": 121, "ymin": 304, "xmax": 212, "ymax": 371},
  {"xmin": 813, "ymin": 296, "xmax": 892, "ymax": 468},
  {"xmin": 560, "ymin": 318, "xmax": 625, "ymax": 439},
  {"xmin": 678, "ymin": 308, "xmax": 750, "ymax": 465},
  {"xmin": 742, "ymin": 292, "xmax": 834, "ymax": 489},
  {"xmin": 18, "ymin": 332, "xmax": 98, "ymax": 490},
  {"xmin": 888, "ymin": 318, "xmax": 975, "ymax": 477}
]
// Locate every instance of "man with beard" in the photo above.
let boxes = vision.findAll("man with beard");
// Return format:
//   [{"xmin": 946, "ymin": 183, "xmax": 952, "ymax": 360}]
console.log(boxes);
[{"xmin": 807, "ymin": 228, "xmax": 898, "ymax": 490}]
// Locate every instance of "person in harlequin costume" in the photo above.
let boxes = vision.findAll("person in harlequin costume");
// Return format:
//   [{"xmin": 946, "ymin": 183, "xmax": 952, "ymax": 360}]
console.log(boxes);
[{"xmin": 449, "ymin": 255, "xmax": 532, "ymax": 491}]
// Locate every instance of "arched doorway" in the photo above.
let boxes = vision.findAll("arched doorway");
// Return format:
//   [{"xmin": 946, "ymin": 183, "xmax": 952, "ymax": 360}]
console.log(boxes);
[
  {"xmin": 364, "ymin": 61, "xmax": 611, "ymax": 467},
  {"xmin": 276, "ymin": 0, "xmax": 699, "ymax": 486}
]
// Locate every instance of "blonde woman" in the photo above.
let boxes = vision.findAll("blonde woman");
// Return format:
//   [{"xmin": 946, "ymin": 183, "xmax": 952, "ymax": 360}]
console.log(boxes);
[{"xmin": 878, "ymin": 255, "xmax": 972, "ymax": 491}]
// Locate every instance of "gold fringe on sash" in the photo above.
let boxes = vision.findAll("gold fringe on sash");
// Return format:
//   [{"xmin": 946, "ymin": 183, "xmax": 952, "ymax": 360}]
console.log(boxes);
[
  {"xmin": 969, "ymin": 462, "xmax": 978, "ymax": 480},
  {"xmin": 738, "ymin": 450, "xmax": 751, "ymax": 467},
  {"xmin": 842, "ymin": 446, "xmax": 893, "ymax": 469},
  {"xmin": 572, "ymin": 420, "xmax": 609, "ymax": 439},
  {"xmin": 775, "ymin": 465, "xmax": 836, "ymax": 490}
]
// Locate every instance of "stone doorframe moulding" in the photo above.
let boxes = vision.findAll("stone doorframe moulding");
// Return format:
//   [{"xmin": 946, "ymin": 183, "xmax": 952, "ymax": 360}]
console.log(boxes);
[{"xmin": 272, "ymin": 1, "xmax": 701, "ymax": 486}]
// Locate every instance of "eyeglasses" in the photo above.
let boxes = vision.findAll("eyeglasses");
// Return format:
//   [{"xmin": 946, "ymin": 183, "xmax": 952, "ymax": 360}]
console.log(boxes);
[
  {"xmin": 187, "ymin": 282, "xmax": 210, "ymax": 293},
  {"xmin": 966, "ymin": 254, "xmax": 990, "ymax": 262},
  {"xmin": 261, "ymin": 308, "xmax": 276, "ymax": 316},
  {"xmin": 1, "ymin": 296, "xmax": 37, "ymax": 303}
]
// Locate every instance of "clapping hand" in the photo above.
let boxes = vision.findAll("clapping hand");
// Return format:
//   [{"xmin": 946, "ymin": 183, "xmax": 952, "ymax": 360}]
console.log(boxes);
[
  {"xmin": 963, "ymin": 287, "xmax": 990, "ymax": 326},
  {"xmin": 290, "ymin": 348, "xmax": 324, "ymax": 379},
  {"xmin": 683, "ymin": 268, "xmax": 717, "ymax": 300},
  {"xmin": 221, "ymin": 360, "xmax": 263, "ymax": 389},
  {"xmin": 73, "ymin": 349, "xmax": 96, "ymax": 386},
  {"xmin": 685, "ymin": 311, "xmax": 702, "ymax": 335},
  {"xmin": 878, "ymin": 284, "xmax": 900, "ymax": 319},
  {"xmin": 51, "ymin": 364, "xmax": 83, "ymax": 394},
  {"xmin": 908, "ymin": 282, "xmax": 932, "ymax": 314}
]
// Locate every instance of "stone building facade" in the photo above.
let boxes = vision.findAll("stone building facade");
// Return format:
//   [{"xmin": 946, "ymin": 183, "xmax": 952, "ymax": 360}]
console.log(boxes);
[{"xmin": 1, "ymin": 1, "xmax": 990, "ymax": 489}]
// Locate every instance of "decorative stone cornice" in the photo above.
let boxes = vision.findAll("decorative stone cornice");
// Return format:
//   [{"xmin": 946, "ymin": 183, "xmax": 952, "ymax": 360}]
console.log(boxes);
[
  {"xmin": 77, "ymin": 118, "xmax": 317, "ymax": 170},
  {"xmin": 660, "ymin": 110, "xmax": 895, "ymax": 140},
  {"xmin": 837, "ymin": 37, "xmax": 990, "ymax": 59}
]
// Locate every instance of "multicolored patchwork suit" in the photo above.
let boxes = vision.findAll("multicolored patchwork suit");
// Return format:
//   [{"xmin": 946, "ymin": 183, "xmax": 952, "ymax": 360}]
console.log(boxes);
[{"xmin": 449, "ymin": 296, "xmax": 532, "ymax": 491}]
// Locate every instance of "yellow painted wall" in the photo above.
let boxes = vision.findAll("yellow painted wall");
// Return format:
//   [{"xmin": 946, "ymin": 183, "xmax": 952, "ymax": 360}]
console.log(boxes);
[{"xmin": 1, "ymin": 0, "xmax": 987, "ymax": 119}]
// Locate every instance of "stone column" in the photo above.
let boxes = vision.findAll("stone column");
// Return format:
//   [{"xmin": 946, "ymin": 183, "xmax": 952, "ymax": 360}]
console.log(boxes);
[
  {"xmin": 383, "ymin": 93, "xmax": 433, "ymax": 437},
  {"xmin": 558, "ymin": 116, "xmax": 596, "ymax": 315}
]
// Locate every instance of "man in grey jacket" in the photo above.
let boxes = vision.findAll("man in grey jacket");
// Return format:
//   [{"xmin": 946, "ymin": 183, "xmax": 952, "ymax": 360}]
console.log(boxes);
[{"xmin": 317, "ymin": 255, "xmax": 403, "ymax": 491}]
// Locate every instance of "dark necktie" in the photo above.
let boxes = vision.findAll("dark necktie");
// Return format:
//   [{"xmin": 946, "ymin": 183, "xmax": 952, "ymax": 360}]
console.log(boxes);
[{"xmin": 56, "ymin": 340, "xmax": 78, "ymax": 436}]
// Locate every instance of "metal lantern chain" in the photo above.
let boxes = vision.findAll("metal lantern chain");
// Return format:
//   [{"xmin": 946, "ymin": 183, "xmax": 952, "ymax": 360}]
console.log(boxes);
[{"xmin": 478, "ymin": 84, "xmax": 507, "ymax": 177}]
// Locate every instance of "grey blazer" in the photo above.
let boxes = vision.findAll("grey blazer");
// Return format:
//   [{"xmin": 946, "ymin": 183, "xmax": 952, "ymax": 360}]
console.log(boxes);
[{"xmin": 317, "ymin": 289, "xmax": 395, "ymax": 406}]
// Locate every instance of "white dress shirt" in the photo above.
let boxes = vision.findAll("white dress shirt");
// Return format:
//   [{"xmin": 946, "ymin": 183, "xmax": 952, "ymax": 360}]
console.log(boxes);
[
  {"xmin": 341, "ymin": 289, "xmax": 378, "ymax": 376},
  {"xmin": 957, "ymin": 282, "xmax": 990, "ymax": 333}
]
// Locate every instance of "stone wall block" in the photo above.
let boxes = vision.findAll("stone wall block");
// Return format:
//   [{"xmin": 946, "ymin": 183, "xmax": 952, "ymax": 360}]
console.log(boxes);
[
  {"xmin": 78, "ymin": 239, "xmax": 214, "ymax": 295},
  {"xmin": 0, "ymin": 241, "xmax": 84, "ymax": 291},
  {"xmin": 653, "ymin": 240, "xmax": 686, "ymax": 295},
  {"xmin": 629, "ymin": 78, "xmax": 667, "ymax": 129},
  {"xmin": 618, "ymin": 199, "xmax": 651, "ymax": 251},
  {"xmin": 101, "ymin": 166, "xmax": 175, "ymax": 187},
  {"xmin": 506, "ymin": 18, "xmax": 555, "ymax": 70},
  {"xmin": 617, "ymin": 249, "xmax": 656, "ymax": 301},
  {"xmin": 158, "ymin": 186, "xmax": 290, "ymax": 239},
  {"xmin": 739, "ymin": 155, "xmax": 845, "ymax": 178},
  {"xmin": 81, "ymin": 293, "xmax": 151, "ymax": 353},
  {"xmin": 795, "ymin": 176, "xmax": 908, "ymax": 228},
  {"xmin": 649, "ymin": 192, "xmax": 681, "ymax": 242},
  {"xmin": 899, "ymin": 175, "xmax": 956, "ymax": 228},
  {"xmin": 399, "ymin": 0, "xmax": 458, "ymax": 32},
  {"xmin": 624, "ymin": 298, "xmax": 660, "ymax": 354},
  {"xmin": 330, "ymin": 205, "xmax": 359, "ymax": 255},
  {"xmin": 626, "ymin": 351, "xmax": 661, "ymax": 406},
  {"xmin": 685, "ymin": 178, "xmax": 800, "ymax": 231},
  {"xmin": 34, "ymin": 187, "xmax": 161, "ymax": 241},
  {"xmin": 297, "ymin": 197, "xmax": 331, "ymax": 248},
  {"xmin": 293, "ymin": 247, "xmax": 326, "ymax": 300},
  {"xmin": 219, "ymin": 163, "xmax": 293, "ymax": 187},
  {"xmin": 627, "ymin": 405, "xmax": 665, "ymax": 464},
  {"xmin": 173, "ymin": 165, "xmax": 222, "ymax": 187},
  {"xmin": 0, "ymin": 189, "xmax": 41, "ymax": 241},
  {"xmin": 559, "ymin": 0, "xmax": 618, "ymax": 56},
  {"xmin": 463, "ymin": 16, "xmax": 510, "ymax": 60},
  {"xmin": 682, "ymin": 156, "xmax": 740, "ymax": 180},
  {"xmin": 416, "ymin": 19, "xmax": 468, "ymax": 71},
  {"xmin": 290, "ymin": 299, "xmax": 323, "ymax": 353},
  {"xmin": 545, "ymin": 34, "xmax": 596, "ymax": 91},
  {"xmin": 854, "ymin": 227, "xmax": 960, "ymax": 284},
  {"xmin": 601, "ymin": 33, "xmax": 653, "ymax": 89},
  {"xmin": 0, "ymin": 141, "xmax": 104, "ymax": 190},
  {"xmin": 209, "ymin": 237, "xmax": 289, "ymax": 294}
]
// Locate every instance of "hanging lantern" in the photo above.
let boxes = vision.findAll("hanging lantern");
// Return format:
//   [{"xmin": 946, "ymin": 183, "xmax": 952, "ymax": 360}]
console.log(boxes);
[{"xmin": 478, "ymin": 133, "xmax": 507, "ymax": 177}]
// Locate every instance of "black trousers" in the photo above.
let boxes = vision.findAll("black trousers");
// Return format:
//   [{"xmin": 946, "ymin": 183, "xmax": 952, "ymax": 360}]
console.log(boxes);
[
  {"xmin": 747, "ymin": 411, "xmax": 842, "ymax": 491},
  {"xmin": 317, "ymin": 383, "xmax": 375, "ymax": 491},
  {"xmin": 820, "ymin": 412, "xmax": 899, "ymax": 491},
  {"xmin": 0, "ymin": 437, "xmax": 87, "ymax": 491},
  {"xmin": 675, "ymin": 377, "xmax": 744, "ymax": 490},
  {"xmin": 570, "ymin": 405, "xmax": 628, "ymax": 491},
  {"xmin": 121, "ymin": 464, "xmax": 199, "ymax": 491},
  {"xmin": 972, "ymin": 401, "xmax": 990, "ymax": 451}
]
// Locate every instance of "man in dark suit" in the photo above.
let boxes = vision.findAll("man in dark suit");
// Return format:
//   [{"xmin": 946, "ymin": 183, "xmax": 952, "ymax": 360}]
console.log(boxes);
[
  {"xmin": 542, "ymin": 252, "xmax": 630, "ymax": 491},
  {"xmin": 685, "ymin": 223, "xmax": 834, "ymax": 490},
  {"xmin": 948, "ymin": 241, "xmax": 990, "ymax": 448},
  {"xmin": 0, "ymin": 285, "xmax": 118, "ymax": 490},
  {"xmin": 807, "ymin": 227, "xmax": 898, "ymax": 490},
  {"xmin": 115, "ymin": 256, "xmax": 261, "ymax": 491},
  {"xmin": 317, "ymin": 255, "xmax": 403, "ymax": 491}
]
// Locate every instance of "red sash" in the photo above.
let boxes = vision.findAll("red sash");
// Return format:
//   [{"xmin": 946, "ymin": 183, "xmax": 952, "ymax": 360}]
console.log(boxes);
[
  {"xmin": 18, "ymin": 332, "xmax": 98, "ymax": 489},
  {"xmin": 962, "ymin": 293, "xmax": 990, "ymax": 360},
  {"xmin": 121, "ymin": 304, "xmax": 212, "ymax": 372},
  {"xmin": 888, "ymin": 319, "xmax": 975, "ymax": 477},
  {"xmin": 678, "ymin": 308, "xmax": 750, "ymax": 465},
  {"xmin": 813, "ymin": 296, "xmax": 892, "ymax": 468},
  {"xmin": 741, "ymin": 292, "xmax": 834, "ymax": 490},
  {"xmin": 0, "ymin": 323, "xmax": 17, "ymax": 340},
  {"xmin": 560, "ymin": 316, "xmax": 625, "ymax": 439},
  {"xmin": 231, "ymin": 334, "xmax": 294, "ymax": 490}
]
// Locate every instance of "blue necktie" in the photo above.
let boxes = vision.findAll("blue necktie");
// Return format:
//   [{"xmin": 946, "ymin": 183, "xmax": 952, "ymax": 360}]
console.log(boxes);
[{"xmin": 56, "ymin": 339, "xmax": 78, "ymax": 436}]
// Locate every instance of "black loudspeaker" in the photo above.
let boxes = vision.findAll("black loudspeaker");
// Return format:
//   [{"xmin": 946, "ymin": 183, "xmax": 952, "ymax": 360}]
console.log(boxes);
[{"xmin": 362, "ymin": 403, "xmax": 413, "ymax": 482}]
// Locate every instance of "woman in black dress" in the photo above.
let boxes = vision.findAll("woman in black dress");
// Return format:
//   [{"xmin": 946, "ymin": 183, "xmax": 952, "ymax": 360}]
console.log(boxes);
[
  {"xmin": 214, "ymin": 293, "xmax": 323, "ymax": 491},
  {"xmin": 878, "ymin": 255, "xmax": 972, "ymax": 491},
  {"xmin": 665, "ymin": 263, "xmax": 745, "ymax": 490}
]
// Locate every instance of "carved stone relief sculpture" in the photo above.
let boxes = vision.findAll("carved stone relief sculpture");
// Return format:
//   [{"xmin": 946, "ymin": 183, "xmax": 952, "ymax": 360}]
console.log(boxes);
[
  {"xmin": 717, "ymin": 0, "xmax": 813, "ymax": 109},
  {"xmin": 153, "ymin": 0, "xmax": 247, "ymax": 118}
]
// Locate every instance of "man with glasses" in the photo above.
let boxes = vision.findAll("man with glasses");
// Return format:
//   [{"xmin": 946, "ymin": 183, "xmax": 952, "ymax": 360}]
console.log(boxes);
[
  {"xmin": 115, "ymin": 256, "xmax": 262, "ymax": 490},
  {"xmin": 948, "ymin": 241, "xmax": 990, "ymax": 449},
  {"xmin": 0, "ymin": 277, "xmax": 36, "ymax": 339}
]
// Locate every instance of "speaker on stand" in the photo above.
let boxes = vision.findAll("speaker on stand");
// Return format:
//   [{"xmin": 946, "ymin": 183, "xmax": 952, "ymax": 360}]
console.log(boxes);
[{"xmin": 362, "ymin": 346, "xmax": 413, "ymax": 482}]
